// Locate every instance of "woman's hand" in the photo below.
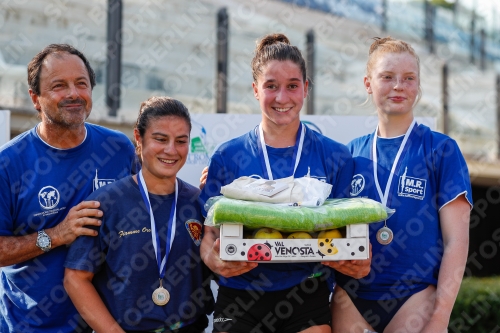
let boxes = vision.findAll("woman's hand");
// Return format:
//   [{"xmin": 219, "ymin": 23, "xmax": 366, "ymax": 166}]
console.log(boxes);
[
  {"xmin": 205, "ymin": 238, "xmax": 258, "ymax": 277},
  {"xmin": 322, "ymin": 243, "xmax": 372, "ymax": 279},
  {"xmin": 201, "ymin": 226, "xmax": 258, "ymax": 278}
]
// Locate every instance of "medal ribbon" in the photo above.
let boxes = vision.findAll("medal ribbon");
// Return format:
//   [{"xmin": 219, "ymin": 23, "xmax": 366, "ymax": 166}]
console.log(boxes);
[
  {"xmin": 137, "ymin": 170, "xmax": 177, "ymax": 279},
  {"xmin": 372, "ymin": 119, "xmax": 417, "ymax": 207},
  {"xmin": 257, "ymin": 122, "xmax": 305, "ymax": 180}
]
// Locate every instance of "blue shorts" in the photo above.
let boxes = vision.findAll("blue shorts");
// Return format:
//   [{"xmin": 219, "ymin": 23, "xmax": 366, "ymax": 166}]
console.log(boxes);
[
  {"xmin": 346, "ymin": 292, "xmax": 411, "ymax": 333},
  {"xmin": 125, "ymin": 315, "xmax": 208, "ymax": 333},
  {"xmin": 213, "ymin": 278, "xmax": 331, "ymax": 333}
]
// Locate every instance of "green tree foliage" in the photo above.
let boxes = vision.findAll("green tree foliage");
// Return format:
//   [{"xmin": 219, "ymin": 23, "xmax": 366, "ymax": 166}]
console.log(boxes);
[
  {"xmin": 431, "ymin": 0, "xmax": 454, "ymax": 10},
  {"xmin": 449, "ymin": 277, "xmax": 500, "ymax": 332}
]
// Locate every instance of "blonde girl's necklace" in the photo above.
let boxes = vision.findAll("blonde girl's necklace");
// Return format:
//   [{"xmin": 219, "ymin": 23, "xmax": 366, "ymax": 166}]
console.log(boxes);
[{"xmin": 372, "ymin": 119, "xmax": 416, "ymax": 245}]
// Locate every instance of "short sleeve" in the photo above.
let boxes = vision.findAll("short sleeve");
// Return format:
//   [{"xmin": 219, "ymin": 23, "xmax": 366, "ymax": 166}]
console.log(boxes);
[
  {"xmin": 330, "ymin": 150, "xmax": 354, "ymax": 199},
  {"xmin": 64, "ymin": 232, "xmax": 103, "ymax": 273},
  {"xmin": 199, "ymin": 153, "xmax": 227, "ymax": 217},
  {"xmin": 64, "ymin": 191, "xmax": 105, "ymax": 273},
  {"xmin": 434, "ymin": 139, "xmax": 473, "ymax": 210},
  {"xmin": 346, "ymin": 141, "xmax": 356, "ymax": 156}
]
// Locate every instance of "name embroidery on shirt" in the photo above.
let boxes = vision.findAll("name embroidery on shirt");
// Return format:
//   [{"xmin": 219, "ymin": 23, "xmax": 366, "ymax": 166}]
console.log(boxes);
[{"xmin": 119, "ymin": 227, "xmax": 151, "ymax": 237}]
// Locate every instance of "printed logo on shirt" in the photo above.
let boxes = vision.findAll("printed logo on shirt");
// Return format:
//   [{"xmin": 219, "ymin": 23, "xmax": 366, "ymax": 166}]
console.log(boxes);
[
  {"xmin": 309, "ymin": 176, "xmax": 327, "ymax": 183},
  {"xmin": 350, "ymin": 174, "xmax": 365, "ymax": 196},
  {"xmin": 214, "ymin": 317, "xmax": 233, "ymax": 323},
  {"xmin": 38, "ymin": 186, "xmax": 60, "ymax": 210},
  {"xmin": 397, "ymin": 167, "xmax": 426, "ymax": 200},
  {"xmin": 302, "ymin": 167, "xmax": 326, "ymax": 183},
  {"xmin": 185, "ymin": 219, "xmax": 202, "ymax": 246},
  {"xmin": 93, "ymin": 169, "xmax": 115, "ymax": 191}
]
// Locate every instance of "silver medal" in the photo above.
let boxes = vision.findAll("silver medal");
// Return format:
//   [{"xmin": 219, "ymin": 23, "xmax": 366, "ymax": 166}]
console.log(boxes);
[
  {"xmin": 376, "ymin": 226, "xmax": 394, "ymax": 245},
  {"xmin": 138, "ymin": 172, "xmax": 177, "ymax": 308},
  {"xmin": 371, "ymin": 120, "xmax": 417, "ymax": 247}
]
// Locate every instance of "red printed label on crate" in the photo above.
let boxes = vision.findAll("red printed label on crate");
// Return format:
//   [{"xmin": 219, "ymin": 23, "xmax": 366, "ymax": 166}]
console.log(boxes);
[{"xmin": 247, "ymin": 243, "xmax": 272, "ymax": 261}]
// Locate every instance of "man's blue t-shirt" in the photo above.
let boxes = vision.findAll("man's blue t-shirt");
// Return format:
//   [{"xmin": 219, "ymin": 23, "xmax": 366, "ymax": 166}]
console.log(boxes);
[
  {"xmin": 199, "ymin": 124, "xmax": 354, "ymax": 291},
  {"xmin": 0, "ymin": 123, "xmax": 137, "ymax": 333},
  {"xmin": 336, "ymin": 124, "xmax": 473, "ymax": 300},
  {"xmin": 65, "ymin": 176, "xmax": 213, "ymax": 331}
]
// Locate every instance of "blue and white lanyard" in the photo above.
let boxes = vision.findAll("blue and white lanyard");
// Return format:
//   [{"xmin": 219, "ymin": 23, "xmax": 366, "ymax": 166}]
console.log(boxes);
[
  {"xmin": 372, "ymin": 119, "xmax": 417, "ymax": 207},
  {"xmin": 137, "ymin": 170, "xmax": 177, "ymax": 279},
  {"xmin": 257, "ymin": 122, "xmax": 305, "ymax": 180}
]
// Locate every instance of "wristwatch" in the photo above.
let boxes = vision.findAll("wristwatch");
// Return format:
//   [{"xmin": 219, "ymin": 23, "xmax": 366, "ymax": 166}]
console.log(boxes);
[{"xmin": 36, "ymin": 229, "xmax": 52, "ymax": 252}]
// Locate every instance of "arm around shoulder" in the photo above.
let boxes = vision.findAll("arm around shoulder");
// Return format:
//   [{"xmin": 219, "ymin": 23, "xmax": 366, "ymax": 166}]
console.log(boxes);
[{"xmin": 0, "ymin": 200, "xmax": 103, "ymax": 267}]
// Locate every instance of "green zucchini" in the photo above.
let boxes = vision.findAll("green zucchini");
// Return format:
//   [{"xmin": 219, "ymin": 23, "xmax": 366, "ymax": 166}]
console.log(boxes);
[{"xmin": 205, "ymin": 197, "xmax": 390, "ymax": 232}]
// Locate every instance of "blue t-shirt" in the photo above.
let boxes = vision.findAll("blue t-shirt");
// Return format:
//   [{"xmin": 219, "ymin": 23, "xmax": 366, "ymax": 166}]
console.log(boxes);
[
  {"xmin": 336, "ymin": 124, "xmax": 473, "ymax": 300},
  {"xmin": 0, "ymin": 124, "xmax": 137, "ymax": 333},
  {"xmin": 199, "ymin": 124, "xmax": 354, "ymax": 291},
  {"xmin": 65, "ymin": 176, "xmax": 213, "ymax": 331}
]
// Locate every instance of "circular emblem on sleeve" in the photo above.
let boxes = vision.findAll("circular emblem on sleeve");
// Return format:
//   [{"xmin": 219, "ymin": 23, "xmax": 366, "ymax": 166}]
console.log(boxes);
[
  {"xmin": 38, "ymin": 186, "xmax": 60, "ymax": 210},
  {"xmin": 350, "ymin": 174, "xmax": 365, "ymax": 196}
]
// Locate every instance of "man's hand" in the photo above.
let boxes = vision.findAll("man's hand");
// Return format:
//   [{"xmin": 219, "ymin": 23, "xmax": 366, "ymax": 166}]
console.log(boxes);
[
  {"xmin": 49, "ymin": 201, "xmax": 102, "ymax": 247},
  {"xmin": 322, "ymin": 243, "xmax": 372, "ymax": 279}
]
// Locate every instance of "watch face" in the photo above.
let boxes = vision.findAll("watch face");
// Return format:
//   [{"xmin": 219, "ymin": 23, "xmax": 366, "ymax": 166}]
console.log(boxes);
[{"xmin": 39, "ymin": 237, "xmax": 50, "ymax": 247}]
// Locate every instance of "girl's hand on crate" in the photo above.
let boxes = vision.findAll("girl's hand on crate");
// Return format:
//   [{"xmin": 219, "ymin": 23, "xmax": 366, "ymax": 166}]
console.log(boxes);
[{"xmin": 322, "ymin": 243, "xmax": 372, "ymax": 279}]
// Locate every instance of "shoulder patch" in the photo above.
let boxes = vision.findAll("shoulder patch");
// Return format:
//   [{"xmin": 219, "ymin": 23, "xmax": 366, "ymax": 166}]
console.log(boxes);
[{"xmin": 185, "ymin": 219, "xmax": 202, "ymax": 246}]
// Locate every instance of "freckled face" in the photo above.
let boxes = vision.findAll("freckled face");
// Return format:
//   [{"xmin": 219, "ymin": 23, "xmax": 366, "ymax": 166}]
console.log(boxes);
[
  {"xmin": 134, "ymin": 116, "xmax": 190, "ymax": 182},
  {"xmin": 30, "ymin": 53, "xmax": 92, "ymax": 129},
  {"xmin": 365, "ymin": 52, "xmax": 419, "ymax": 117},
  {"xmin": 253, "ymin": 60, "xmax": 308, "ymax": 129}
]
